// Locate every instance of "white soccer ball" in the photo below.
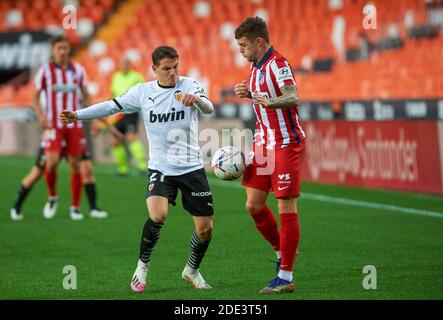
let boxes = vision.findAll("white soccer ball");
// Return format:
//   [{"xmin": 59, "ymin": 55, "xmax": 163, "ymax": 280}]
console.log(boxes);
[{"xmin": 211, "ymin": 146, "xmax": 246, "ymax": 181}]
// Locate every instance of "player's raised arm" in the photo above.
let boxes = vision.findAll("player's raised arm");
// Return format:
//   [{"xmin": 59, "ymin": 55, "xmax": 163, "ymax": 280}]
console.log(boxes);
[
  {"xmin": 59, "ymin": 83, "xmax": 143, "ymax": 124},
  {"xmin": 59, "ymin": 100, "xmax": 120, "ymax": 124}
]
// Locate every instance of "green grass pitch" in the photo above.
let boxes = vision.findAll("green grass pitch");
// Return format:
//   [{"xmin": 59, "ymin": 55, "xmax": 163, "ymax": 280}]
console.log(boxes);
[{"xmin": 1, "ymin": 156, "xmax": 442, "ymax": 300}]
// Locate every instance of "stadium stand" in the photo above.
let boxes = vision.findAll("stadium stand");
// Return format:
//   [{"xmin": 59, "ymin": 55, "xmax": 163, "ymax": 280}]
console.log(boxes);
[
  {"xmin": 0, "ymin": 0, "xmax": 117, "ymax": 106},
  {"xmin": 0, "ymin": 0, "xmax": 441, "ymax": 107}
]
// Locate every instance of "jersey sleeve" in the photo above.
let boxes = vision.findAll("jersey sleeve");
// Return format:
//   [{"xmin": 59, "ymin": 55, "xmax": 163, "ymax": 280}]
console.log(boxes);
[
  {"xmin": 188, "ymin": 79, "xmax": 208, "ymax": 99},
  {"xmin": 34, "ymin": 65, "xmax": 46, "ymax": 91},
  {"xmin": 186, "ymin": 78, "xmax": 213, "ymax": 114},
  {"xmin": 269, "ymin": 58, "xmax": 296, "ymax": 88},
  {"xmin": 112, "ymin": 83, "xmax": 142, "ymax": 114}
]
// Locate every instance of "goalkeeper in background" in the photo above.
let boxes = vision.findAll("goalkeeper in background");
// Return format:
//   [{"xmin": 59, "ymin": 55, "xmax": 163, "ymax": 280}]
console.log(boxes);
[{"xmin": 109, "ymin": 57, "xmax": 147, "ymax": 176}]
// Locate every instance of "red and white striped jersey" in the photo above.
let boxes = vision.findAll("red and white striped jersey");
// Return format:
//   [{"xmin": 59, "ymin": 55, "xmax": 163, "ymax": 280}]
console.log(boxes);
[
  {"xmin": 34, "ymin": 61, "xmax": 87, "ymax": 129},
  {"xmin": 249, "ymin": 47, "xmax": 305, "ymax": 149}
]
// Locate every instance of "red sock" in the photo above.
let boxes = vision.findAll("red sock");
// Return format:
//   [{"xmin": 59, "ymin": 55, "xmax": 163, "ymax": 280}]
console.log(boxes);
[
  {"xmin": 44, "ymin": 170, "xmax": 57, "ymax": 197},
  {"xmin": 250, "ymin": 204, "xmax": 280, "ymax": 251},
  {"xmin": 71, "ymin": 172, "xmax": 82, "ymax": 207},
  {"xmin": 280, "ymin": 213, "xmax": 300, "ymax": 272}
]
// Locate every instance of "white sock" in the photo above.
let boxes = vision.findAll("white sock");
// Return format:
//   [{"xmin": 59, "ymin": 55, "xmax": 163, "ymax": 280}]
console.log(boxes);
[
  {"xmin": 138, "ymin": 259, "xmax": 148, "ymax": 268},
  {"xmin": 276, "ymin": 251, "xmax": 281, "ymax": 259},
  {"xmin": 185, "ymin": 264, "xmax": 198, "ymax": 274},
  {"xmin": 278, "ymin": 270, "xmax": 293, "ymax": 282}
]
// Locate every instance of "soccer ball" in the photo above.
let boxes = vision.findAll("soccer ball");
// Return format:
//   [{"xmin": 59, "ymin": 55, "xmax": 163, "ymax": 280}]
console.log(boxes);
[{"xmin": 211, "ymin": 146, "xmax": 246, "ymax": 180}]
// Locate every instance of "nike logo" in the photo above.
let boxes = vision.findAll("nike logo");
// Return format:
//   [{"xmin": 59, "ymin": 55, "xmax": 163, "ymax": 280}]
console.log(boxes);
[{"xmin": 278, "ymin": 186, "xmax": 290, "ymax": 191}]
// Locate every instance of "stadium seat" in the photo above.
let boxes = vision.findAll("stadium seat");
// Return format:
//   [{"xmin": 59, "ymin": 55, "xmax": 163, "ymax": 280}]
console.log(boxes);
[
  {"xmin": 1, "ymin": 0, "xmax": 115, "ymax": 32},
  {"xmin": 1, "ymin": 0, "xmax": 441, "ymax": 107}
]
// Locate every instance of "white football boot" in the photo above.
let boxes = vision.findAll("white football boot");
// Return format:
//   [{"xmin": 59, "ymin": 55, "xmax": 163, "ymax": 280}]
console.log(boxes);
[
  {"xmin": 131, "ymin": 260, "xmax": 148, "ymax": 293},
  {"xmin": 43, "ymin": 196, "xmax": 58, "ymax": 219},
  {"xmin": 69, "ymin": 207, "xmax": 84, "ymax": 220},
  {"xmin": 181, "ymin": 265, "xmax": 212, "ymax": 289},
  {"xmin": 10, "ymin": 208, "xmax": 23, "ymax": 221},
  {"xmin": 90, "ymin": 209, "xmax": 108, "ymax": 219}
]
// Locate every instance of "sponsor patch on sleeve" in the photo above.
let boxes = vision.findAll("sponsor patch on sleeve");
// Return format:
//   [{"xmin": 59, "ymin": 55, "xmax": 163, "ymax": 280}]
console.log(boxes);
[{"xmin": 276, "ymin": 67, "xmax": 293, "ymax": 82}]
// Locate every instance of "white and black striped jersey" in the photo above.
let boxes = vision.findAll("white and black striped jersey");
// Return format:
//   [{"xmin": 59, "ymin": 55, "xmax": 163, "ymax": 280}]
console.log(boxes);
[{"xmin": 109, "ymin": 76, "xmax": 211, "ymax": 176}]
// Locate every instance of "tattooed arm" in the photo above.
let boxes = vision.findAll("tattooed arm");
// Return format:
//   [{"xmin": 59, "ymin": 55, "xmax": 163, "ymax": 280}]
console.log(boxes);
[{"xmin": 253, "ymin": 84, "xmax": 299, "ymax": 109}]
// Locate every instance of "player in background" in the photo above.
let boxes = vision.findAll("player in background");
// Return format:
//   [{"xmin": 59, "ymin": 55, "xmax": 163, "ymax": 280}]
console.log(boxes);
[
  {"xmin": 234, "ymin": 17, "xmax": 305, "ymax": 294},
  {"xmin": 59, "ymin": 46, "xmax": 215, "ymax": 293},
  {"xmin": 33, "ymin": 35, "xmax": 91, "ymax": 220},
  {"xmin": 10, "ymin": 140, "xmax": 109, "ymax": 220},
  {"xmin": 108, "ymin": 57, "xmax": 147, "ymax": 176}
]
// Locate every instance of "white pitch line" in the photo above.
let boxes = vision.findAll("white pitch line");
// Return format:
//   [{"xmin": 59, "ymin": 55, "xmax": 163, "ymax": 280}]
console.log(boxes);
[
  {"xmin": 207, "ymin": 178, "xmax": 443, "ymax": 219},
  {"xmin": 300, "ymin": 193, "xmax": 443, "ymax": 219}
]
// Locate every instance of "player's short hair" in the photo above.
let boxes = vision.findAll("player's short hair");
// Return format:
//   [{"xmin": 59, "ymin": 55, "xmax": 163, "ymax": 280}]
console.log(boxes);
[
  {"xmin": 235, "ymin": 16, "xmax": 270, "ymax": 43},
  {"xmin": 151, "ymin": 46, "xmax": 179, "ymax": 66},
  {"xmin": 51, "ymin": 35, "xmax": 69, "ymax": 47}
]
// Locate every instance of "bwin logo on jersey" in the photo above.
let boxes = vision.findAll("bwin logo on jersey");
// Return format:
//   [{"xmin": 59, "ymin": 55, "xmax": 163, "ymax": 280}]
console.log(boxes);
[{"xmin": 149, "ymin": 108, "xmax": 185, "ymax": 123}]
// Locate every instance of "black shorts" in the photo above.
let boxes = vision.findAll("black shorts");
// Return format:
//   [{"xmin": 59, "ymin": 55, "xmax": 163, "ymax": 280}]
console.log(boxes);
[
  {"xmin": 34, "ymin": 146, "xmax": 91, "ymax": 169},
  {"xmin": 146, "ymin": 168, "xmax": 214, "ymax": 217},
  {"xmin": 115, "ymin": 113, "xmax": 139, "ymax": 134}
]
